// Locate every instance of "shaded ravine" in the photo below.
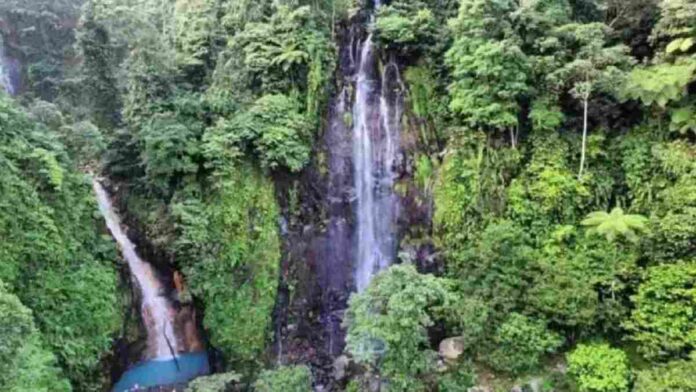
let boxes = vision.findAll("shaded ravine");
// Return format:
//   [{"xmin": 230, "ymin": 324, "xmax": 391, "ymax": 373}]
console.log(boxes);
[{"xmin": 93, "ymin": 180, "xmax": 209, "ymax": 390}]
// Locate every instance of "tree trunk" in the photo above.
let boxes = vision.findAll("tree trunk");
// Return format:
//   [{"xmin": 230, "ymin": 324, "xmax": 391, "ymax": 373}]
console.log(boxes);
[{"xmin": 578, "ymin": 96, "xmax": 589, "ymax": 179}]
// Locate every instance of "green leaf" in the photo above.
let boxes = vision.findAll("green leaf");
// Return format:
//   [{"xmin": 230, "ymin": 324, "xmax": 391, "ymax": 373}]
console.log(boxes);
[{"xmin": 666, "ymin": 38, "xmax": 685, "ymax": 54}]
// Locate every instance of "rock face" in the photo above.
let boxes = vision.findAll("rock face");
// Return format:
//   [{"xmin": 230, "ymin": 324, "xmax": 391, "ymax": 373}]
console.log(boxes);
[{"xmin": 439, "ymin": 337, "xmax": 465, "ymax": 362}]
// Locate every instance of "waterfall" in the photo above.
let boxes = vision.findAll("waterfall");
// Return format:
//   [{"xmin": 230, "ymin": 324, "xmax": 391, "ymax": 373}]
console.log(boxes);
[
  {"xmin": 352, "ymin": 7, "xmax": 402, "ymax": 292},
  {"xmin": 93, "ymin": 180, "xmax": 178, "ymax": 360},
  {"xmin": 0, "ymin": 40, "xmax": 16, "ymax": 96}
]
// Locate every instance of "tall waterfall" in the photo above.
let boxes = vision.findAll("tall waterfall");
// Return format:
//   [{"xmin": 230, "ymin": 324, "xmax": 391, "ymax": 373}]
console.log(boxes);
[
  {"xmin": 352, "ymin": 5, "xmax": 402, "ymax": 292},
  {"xmin": 93, "ymin": 181, "xmax": 178, "ymax": 360}
]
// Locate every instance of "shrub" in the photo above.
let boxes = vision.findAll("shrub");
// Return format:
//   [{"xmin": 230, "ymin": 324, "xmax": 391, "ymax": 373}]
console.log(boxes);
[
  {"xmin": 186, "ymin": 372, "xmax": 241, "ymax": 392},
  {"xmin": 486, "ymin": 313, "xmax": 563, "ymax": 374},
  {"xmin": 437, "ymin": 361, "xmax": 477, "ymax": 392},
  {"xmin": 344, "ymin": 265, "xmax": 457, "ymax": 391},
  {"xmin": 634, "ymin": 355, "xmax": 696, "ymax": 392},
  {"xmin": 374, "ymin": 3, "xmax": 438, "ymax": 54},
  {"xmin": 0, "ymin": 282, "xmax": 70, "ymax": 391},
  {"xmin": 254, "ymin": 365, "xmax": 312, "ymax": 392},
  {"xmin": 625, "ymin": 262, "xmax": 696, "ymax": 360},
  {"xmin": 567, "ymin": 343, "xmax": 630, "ymax": 392}
]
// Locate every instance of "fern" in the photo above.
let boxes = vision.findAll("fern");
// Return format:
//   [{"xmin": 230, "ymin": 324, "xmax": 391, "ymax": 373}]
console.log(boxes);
[{"xmin": 582, "ymin": 207, "xmax": 649, "ymax": 243}]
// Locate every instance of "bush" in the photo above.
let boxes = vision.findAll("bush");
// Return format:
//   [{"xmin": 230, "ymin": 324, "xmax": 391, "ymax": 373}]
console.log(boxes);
[
  {"xmin": 486, "ymin": 313, "xmax": 563, "ymax": 374},
  {"xmin": 449, "ymin": 220, "xmax": 537, "ymax": 317},
  {"xmin": 567, "ymin": 343, "xmax": 630, "ymax": 392},
  {"xmin": 625, "ymin": 262, "xmax": 696, "ymax": 360},
  {"xmin": 23, "ymin": 262, "xmax": 122, "ymax": 389},
  {"xmin": 254, "ymin": 365, "xmax": 312, "ymax": 392},
  {"xmin": 437, "ymin": 361, "xmax": 477, "ymax": 392},
  {"xmin": 374, "ymin": 3, "xmax": 438, "ymax": 54}
]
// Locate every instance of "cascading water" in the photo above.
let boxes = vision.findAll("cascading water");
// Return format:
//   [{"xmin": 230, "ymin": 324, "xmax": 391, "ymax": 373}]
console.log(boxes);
[
  {"xmin": 94, "ymin": 180, "xmax": 210, "ymax": 390},
  {"xmin": 93, "ymin": 180, "xmax": 178, "ymax": 360},
  {"xmin": 0, "ymin": 39, "xmax": 17, "ymax": 96},
  {"xmin": 352, "ymin": 3, "xmax": 403, "ymax": 292}
]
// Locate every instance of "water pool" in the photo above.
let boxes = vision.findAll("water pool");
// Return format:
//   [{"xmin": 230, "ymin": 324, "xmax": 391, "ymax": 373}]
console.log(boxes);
[{"xmin": 113, "ymin": 352, "xmax": 210, "ymax": 391}]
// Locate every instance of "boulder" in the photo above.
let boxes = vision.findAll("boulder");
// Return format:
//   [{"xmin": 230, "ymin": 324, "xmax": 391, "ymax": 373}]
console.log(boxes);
[
  {"xmin": 333, "ymin": 355, "xmax": 350, "ymax": 381},
  {"xmin": 439, "ymin": 337, "xmax": 465, "ymax": 362}
]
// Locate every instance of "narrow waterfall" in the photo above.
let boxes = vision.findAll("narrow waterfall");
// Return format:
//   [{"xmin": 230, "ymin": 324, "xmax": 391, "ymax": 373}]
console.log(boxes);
[
  {"xmin": 93, "ymin": 180, "xmax": 178, "ymax": 360},
  {"xmin": 352, "ymin": 5, "xmax": 402, "ymax": 292},
  {"xmin": 0, "ymin": 41, "xmax": 16, "ymax": 96}
]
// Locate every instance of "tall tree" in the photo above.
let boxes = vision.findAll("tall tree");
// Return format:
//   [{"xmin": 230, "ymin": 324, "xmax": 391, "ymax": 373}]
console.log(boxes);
[{"xmin": 548, "ymin": 23, "xmax": 632, "ymax": 178}]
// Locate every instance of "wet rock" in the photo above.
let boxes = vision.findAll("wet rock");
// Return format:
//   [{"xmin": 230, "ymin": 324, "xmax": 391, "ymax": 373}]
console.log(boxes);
[
  {"xmin": 439, "ymin": 337, "xmax": 465, "ymax": 362},
  {"xmin": 468, "ymin": 387, "xmax": 492, "ymax": 392},
  {"xmin": 333, "ymin": 355, "xmax": 350, "ymax": 381}
]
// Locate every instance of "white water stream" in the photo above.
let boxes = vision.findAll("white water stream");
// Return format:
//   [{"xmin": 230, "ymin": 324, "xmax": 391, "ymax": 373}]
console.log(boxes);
[
  {"xmin": 93, "ymin": 180, "xmax": 178, "ymax": 359},
  {"xmin": 0, "ymin": 43, "xmax": 16, "ymax": 95},
  {"xmin": 352, "ymin": 4, "xmax": 402, "ymax": 292}
]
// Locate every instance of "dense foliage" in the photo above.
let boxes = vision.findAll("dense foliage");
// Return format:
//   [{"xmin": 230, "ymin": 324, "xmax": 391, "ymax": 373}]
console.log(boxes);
[
  {"xmin": 0, "ymin": 0, "xmax": 694, "ymax": 391},
  {"xmin": 350, "ymin": 0, "xmax": 695, "ymax": 390},
  {"xmin": 0, "ymin": 95, "xmax": 123, "ymax": 390}
]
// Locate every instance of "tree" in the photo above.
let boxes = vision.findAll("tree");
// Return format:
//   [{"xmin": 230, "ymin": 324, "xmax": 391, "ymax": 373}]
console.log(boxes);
[
  {"xmin": 567, "ymin": 343, "xmax": 630, "ymax": 392},
  {"xmin": 174, "ymin": 0, "xmax": 223, "ymax": 79},
  {"xmin": 582, "ymin": 207, "xmax": 649, "ymax": 243},
  {"xmin": 621, "ymin": 0, "xmax": 696, "ymax": 135},
  {"xmin": 446, "ymin": 0, "xmax": 529, "ymax": 147},
  {"xmin": 206, "ymin": 94, "xmax": 312, "ymax": 172},
  {"xmin": 0, "ymin": 96, "xmax": 124, "ymax": 390},
  {"xmin": 548, "ymin": 22, "xmax": 633, "ymax": 178},
  {"xmin": 344, "ymin": 265, "xmax": 457, "ymax": 391}
]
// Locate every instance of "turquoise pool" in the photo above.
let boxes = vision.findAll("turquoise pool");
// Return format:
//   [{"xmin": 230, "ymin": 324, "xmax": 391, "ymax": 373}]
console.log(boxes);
[{"xmin": 113, "ymin": 352, "xmax": 210, "ymax": 391}]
